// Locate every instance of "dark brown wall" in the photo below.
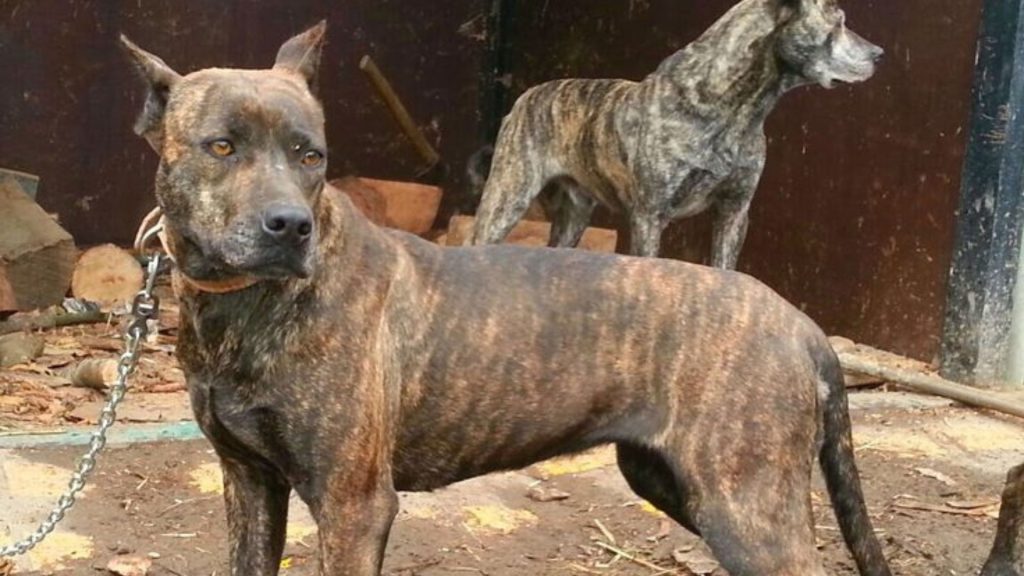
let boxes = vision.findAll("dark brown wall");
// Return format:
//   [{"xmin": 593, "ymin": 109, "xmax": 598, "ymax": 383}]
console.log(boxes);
[
  {"xmin": 0, "ymin": 0, "xmax": 488, "ymax": 246},
  {"xmin": 505, "ymin": 0, "xmax": 982, "ymax": 360}
]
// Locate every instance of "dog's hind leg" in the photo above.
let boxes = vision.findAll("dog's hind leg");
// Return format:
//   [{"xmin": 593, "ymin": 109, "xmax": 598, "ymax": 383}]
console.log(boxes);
[
  {"xmin": 616, "ymin": 442, "xmax": 700, "ymax": 535},
  {"xmin": 696, "ymin": 494, "xmax": 828, "ymax": 576},
  {"xmin": 467, "ymin": 141, "xmax": 550, "ymax": 245},
  {"xmin": 220, "ymin": 457, "xmax": 291, "ymax": 576},
  {"xmin": 546, "ymin": 180, "xmax": 598, "ymax": 248}
]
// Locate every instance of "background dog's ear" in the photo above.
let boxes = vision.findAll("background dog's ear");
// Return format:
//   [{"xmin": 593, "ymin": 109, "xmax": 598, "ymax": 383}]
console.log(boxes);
[
  {"xmin": 119, "ymin": 35, "xmax": 181, "ymax": 154},
  {"xmin": 273, "ymin": 20, "xmax": 327, "ymax": 92},
  {"xmin": 776, "ymin": 0, "xmax": 802, "ymax": 18}
]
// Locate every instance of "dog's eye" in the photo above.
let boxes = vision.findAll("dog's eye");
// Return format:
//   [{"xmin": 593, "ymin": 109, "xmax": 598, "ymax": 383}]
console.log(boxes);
[
  {"xmin": 301, "ymin": 150, "xmax": 324, "ymax": 167},
  {"xmin": 207, "ymin": 139, "xmax": 235, "ymax": 158}
]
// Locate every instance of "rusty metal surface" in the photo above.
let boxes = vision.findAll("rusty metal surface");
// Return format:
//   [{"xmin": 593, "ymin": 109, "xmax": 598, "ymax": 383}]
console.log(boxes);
[
  {"xmin": 0, "ymin": 0, "xmax": 487, "ymax": 246},
  {"xmin": 505, "ymin": 0, "xmax": 981, "ymax": 360}
]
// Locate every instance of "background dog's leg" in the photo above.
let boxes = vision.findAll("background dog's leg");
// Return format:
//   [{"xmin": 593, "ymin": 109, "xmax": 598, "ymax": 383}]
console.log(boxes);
[
  {"xmin": 546, "ymin": 180, "xmax": 598, "ymax": 248},
  {"xmin": 628, "ymin": 210, "xmax": 666, "ymax": 257},
  {"xmin": 710, "ymin": 200, "xmax": 751, "ymax": 270},
  {"xmin": 710, "ymin": 173, "xmax": 758, "ymax": 269},
  {"xmin": 313, "ymin": 470, "xmax": 399, "ymax": 576},
  {"xmin": 221, "ymin": 457, "xmax": 290, "ymax": 576},
  {"xmin": 467, "ymin": 150, "xmax": 549, "ymax": 245}
]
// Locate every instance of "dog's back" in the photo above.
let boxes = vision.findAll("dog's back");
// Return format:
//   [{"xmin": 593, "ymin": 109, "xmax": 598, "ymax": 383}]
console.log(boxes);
[{"xmin": 486, "ymin": 77, "xmax": 646, "ymax": 211}]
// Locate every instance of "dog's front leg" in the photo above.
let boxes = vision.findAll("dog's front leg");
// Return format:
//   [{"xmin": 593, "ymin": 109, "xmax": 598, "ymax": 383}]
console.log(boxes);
[
  {"xmin": 710, "ymin": 168, "xmax": 760, "ymax": 269},
  {"xmin": 629, "ymin": 210, "xmax": 667, "ymax": 257},
  {"xmin": 312, "ymin": 469, "xmax": 399, "ymax": 576},
  {"xmin": 221, "ymin": 457, "xmax": 290, "ymax": 576},
  {"xmin": 710, "ymin": 198, "xmax": 751, "ymax": 270}
]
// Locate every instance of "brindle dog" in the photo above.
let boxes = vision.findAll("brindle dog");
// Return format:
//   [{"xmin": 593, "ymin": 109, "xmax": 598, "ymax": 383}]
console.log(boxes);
[
  {"xmin": 468, "ymin": 0, "xmax": 882, "ymax": 267},
  {"xmin": 121, "ymin": 22, "xmax": 891, "ymax": 576}
]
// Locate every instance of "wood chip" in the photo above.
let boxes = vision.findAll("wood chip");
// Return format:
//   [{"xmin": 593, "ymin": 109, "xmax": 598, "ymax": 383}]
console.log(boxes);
[
  {"xmin": 946, "ymin": 498, "xmax": 1000, "ymax": 510},
  {"xmin": 915, "ymin": 467, "xmax": 957, "ymax": 487},
  {"xmin": 106, "ymin": 554, "xmax": 152, "ymax": 576},
  {"xmin": 892, "ymin": 499, "xmax": 998, "ymax": 517},
  {"xmin": 526, "ymin": 484, "xmax": 571, "ymax": 502}
]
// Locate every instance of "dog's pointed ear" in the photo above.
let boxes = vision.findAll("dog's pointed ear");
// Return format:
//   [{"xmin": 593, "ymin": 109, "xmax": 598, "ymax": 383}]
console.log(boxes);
[
  {"xmin": 120, "ymin": 35, "xmax": 181, "ymax": 154},
  {"xmin": 273, "ymin": 20, "xmax": 327, "ymax": 92}
]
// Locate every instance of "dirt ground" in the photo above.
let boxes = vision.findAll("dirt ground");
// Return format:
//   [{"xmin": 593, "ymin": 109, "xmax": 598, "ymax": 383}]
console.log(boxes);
[{"xmin": 2, "ymin": 390, "xmax": 1021, "ymax": 576}]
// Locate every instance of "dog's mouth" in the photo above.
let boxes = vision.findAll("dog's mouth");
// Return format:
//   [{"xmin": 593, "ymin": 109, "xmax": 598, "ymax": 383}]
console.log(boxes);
[{"xmin": 175, "ymin": 229, "xmax": 315, "ymax": 282}]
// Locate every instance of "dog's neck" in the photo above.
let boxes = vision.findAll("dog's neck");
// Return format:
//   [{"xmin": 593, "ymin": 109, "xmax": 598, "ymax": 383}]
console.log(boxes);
[
  {"xmin": 650, "ymin": 0, "xmax": 803, "ymax": 126},
  {"xmin": 172, "ymin": 187, "xmax": 403, "ymax": 384}
]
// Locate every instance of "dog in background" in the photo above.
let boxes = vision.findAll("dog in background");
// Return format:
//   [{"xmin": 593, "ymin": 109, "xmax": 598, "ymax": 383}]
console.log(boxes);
[{"xmin": 468, "ymin": 0, "xmax": 882, "ymax": 267}]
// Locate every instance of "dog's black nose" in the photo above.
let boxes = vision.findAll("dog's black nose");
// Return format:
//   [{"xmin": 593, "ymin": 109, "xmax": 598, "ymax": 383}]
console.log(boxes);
[{"xmin": 262, "ymin": 204, "xmax": 314, "ymax": 245}]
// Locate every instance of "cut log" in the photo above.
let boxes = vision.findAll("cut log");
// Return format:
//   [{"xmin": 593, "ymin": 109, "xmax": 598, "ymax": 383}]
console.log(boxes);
[
  {"xmin": 66, "ymin": 358, "xmax": 119, "ymax": 390},
  {"xmin": 0, "ymin": 178, "xmax": 76, "ymax": 312},
  {"xmin": 358, "ymin": 178, "xmax": 442, "ymax": 235},
  {"xmin": 982, "ymin": 463, "xmax": 1024, "ymax": 576},
  {"xmin": 445, "ymin": 215, "xmax": 618, "ymax": 253},
  {"xmin": 330, "ymin": 177, "xmax": 388, "ymax": 226},
  {"xmin": 71, "ymin": 244, "xmax": 144, "ymax": 307}
]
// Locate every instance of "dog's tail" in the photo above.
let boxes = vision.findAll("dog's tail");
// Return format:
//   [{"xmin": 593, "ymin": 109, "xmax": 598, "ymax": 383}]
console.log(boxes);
[
  {"xmin": 466, "ymin": 145, "xmax": 494, "ymax": 196},
  {"xmin": 816, "ymin": 344, "xmax": 892, "ymax": 576}
]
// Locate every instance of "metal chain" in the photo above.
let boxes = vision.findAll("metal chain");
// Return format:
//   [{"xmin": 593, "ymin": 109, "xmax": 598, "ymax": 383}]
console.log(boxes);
[{"xmin": 0, "ymin": 254, "xmax": 164, "ymax": 558}]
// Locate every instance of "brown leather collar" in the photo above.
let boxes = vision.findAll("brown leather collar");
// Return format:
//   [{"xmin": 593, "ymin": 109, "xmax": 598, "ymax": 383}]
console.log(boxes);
[{"xmin": 135, "ymin": 207, "xmax": 261, "ymax": 295}]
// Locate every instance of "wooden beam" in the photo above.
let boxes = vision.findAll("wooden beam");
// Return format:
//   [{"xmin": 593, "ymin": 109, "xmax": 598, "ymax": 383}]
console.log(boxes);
[{"xmin": 941, "ymin": 0, "xmax": 1024, "ymax": 386}]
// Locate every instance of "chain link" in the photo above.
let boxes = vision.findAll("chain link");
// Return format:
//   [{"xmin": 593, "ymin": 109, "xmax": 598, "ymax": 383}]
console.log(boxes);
[{"xmin": 0, "ymin": 254, "xmax": 164, "ymax": 558}]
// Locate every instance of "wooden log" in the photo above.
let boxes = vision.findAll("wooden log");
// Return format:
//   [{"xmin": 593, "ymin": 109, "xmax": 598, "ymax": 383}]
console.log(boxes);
[
  {"xmin": 838, "ymin": 352, "xmax": 1024, "ymax": 419},
  {"xmin": 329, "ymin": 177, "xmax": 388, "ymax": 226},
  {"xmin": 66, "ymin": 358, "xmax": 118, "ymax": 390},
  {"xmin": 0, "ymin": 178, "xmax": 76, "ymax": 312},
  {"xmin": 445, "ymin": 215, "xmax": 618, "ymax": 253},
  {"xmin": 0, "ymin": 309, "xmax": 105, "ymax": 336},
  {"xmin": 71, "ymin": 244, "xmax": 144, "ymax": 307},
  {"xmin": 981, "ymin": 462, "xmax": 1024, "ymax": 575},
  {"xmin": 358, "ymin": 178, "xmax": 442, "ymax": 235}
]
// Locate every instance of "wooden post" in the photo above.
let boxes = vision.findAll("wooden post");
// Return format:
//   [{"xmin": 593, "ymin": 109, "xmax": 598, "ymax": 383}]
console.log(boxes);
[
  {"xmin": 941, "ymin": 0, "xmax": 1024, "ymax": 387},
  {"xmin": 982, "ymin": 463, "xmax": 1024, "ymax": 575}
]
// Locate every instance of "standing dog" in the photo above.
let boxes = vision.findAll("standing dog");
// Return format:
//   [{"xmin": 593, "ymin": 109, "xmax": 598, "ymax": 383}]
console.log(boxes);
[
  {"xmin": 122, "ymin": 21, "xmax": 891, "ymax": 576},
  {"xmin": 468, "ymin": 0, "xmax": 882, "ymax": 267}
]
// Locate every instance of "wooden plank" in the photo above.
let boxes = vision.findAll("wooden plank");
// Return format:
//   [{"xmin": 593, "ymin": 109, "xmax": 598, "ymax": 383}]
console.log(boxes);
[
  {"xmin": 941, "ymin": 0, "xmax": 1024, "ymax": 386},
  {"xmin": 445, "ymin": 215, "xmax": 617, "ymax": 253}
]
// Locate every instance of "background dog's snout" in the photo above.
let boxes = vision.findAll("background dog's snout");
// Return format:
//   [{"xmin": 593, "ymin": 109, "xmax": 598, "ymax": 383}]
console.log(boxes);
[
  {"xmin": 262, "ymin": 204, "xmax": 314, "ymax": 245},
  {"xmin": 871, "ymin": 45, "xmax": 885, "ymax": 63}
]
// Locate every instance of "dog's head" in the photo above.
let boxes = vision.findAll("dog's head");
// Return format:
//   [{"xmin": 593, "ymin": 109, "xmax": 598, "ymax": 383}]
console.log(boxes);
[
  {"xmin": 776, "ymin": 0, "xmax": 883, "ymax": 89},
  {"xmin": 121, "ymin": 23, "xmax": 329, "ymax": 282}
]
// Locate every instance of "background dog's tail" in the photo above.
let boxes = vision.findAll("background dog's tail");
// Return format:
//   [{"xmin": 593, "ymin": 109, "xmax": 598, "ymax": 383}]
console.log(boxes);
[
  {"xmin": 816, "ymin": 346, "xmax": 893, "ymax": 576},
  {"xmin": 466, "ymin": 145, "xmax": 494, "ymax": 196}
]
